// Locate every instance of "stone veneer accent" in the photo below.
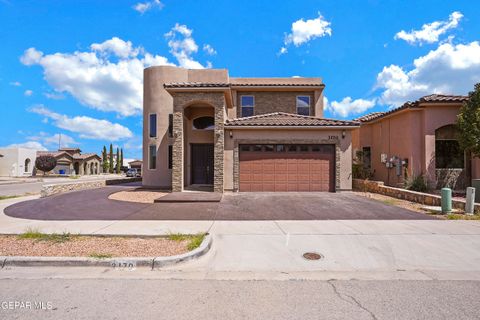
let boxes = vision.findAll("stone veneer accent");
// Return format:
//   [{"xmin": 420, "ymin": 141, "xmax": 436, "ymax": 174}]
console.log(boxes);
[
  {"xmin": 171, "ymin": 92, "xmax": 226, "ymax": 192},
  {"xmin": 232, "ymin": 138, "xmax": 341, "ymax": 192},
  {"xmin": 41, "ymin": 177, "xmax": 141, "ymax": 198},
  {"xmin": 236, "ymin": 91, "xmax": 316, "ymax": 118},
  {"xmin": 353, "ymin": 179, "xmax": 480, "ymax": 214}
]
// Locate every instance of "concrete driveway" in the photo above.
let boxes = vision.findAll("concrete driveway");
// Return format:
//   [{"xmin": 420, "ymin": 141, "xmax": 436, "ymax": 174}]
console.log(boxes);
[{"xmin": 3, "ymin": 186, "xmax": 434, "ymax": 221}]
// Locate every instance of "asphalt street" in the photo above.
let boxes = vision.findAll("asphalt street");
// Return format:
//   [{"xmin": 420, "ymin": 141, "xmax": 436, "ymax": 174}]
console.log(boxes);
[
  {"xmin": 0, "ymin": 182, "xmax": 43, "ymax": 197},
  {"xmin": 0, "ymin": 277, "xmax": 479, "ymax": 320}
]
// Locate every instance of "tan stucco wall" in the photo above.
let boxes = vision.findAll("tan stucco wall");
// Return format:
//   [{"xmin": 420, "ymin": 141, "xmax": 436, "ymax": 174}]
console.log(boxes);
[{"xmin": 224, "ymin": 129, "xmax": 353, "ymax": 191}]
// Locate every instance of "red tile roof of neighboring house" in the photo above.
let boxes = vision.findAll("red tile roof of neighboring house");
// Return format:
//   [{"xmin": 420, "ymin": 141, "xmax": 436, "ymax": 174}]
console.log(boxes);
[
  {"xmin": 225, "ymin": 112, "xmax": 360, "ymax": 127},
  {"xmin": 72, "ymin": 153, "xmax": 101, "ymax": 160},
  {"xmin": 355, "ymin": 94, "xmax": 468, "ymax": 123}
]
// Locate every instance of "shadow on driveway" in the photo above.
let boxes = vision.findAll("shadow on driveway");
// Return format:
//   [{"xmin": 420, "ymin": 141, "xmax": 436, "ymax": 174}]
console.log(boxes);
[{"xmin": 4, "ymin": 187, "xmax": 436, "ymax": 221}]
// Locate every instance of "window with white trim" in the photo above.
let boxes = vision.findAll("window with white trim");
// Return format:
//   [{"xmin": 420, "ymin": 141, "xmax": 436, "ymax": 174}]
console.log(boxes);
[
  {"xmin": 149, "ymin": 114, "xmax": 157, "ymax": 138},
  {"xmin": 296, "ymin": 96, "xmax": 310, "ymax": 116},
  {"xmin": 148, "ymin": 145, "xmax": 157, "ymax": 170},
  {"xmin": 241, "ymin": 96, "xmax": 254, "ymax": 117}
]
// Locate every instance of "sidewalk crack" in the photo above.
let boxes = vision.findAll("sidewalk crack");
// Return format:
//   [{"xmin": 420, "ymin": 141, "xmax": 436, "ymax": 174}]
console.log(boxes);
[{"xmin": 327, "ymin": 280, "xmax": 378, "ymax": 320}]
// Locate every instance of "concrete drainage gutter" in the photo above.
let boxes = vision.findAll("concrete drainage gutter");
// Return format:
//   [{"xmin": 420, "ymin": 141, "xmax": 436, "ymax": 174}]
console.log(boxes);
[{"xmin": 1, "ymin": 234, "xmax": 212, "ymax": 269}]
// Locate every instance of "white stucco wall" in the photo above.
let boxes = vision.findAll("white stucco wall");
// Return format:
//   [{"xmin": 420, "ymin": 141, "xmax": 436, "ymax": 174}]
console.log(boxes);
[{"xmin": 0, "ymin": 148, "xmax": 37, "ymax": 177}]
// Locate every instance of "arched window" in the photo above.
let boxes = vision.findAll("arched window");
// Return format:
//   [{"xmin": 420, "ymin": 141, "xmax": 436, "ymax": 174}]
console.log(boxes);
[
  {"xmin": 193, "ymin": 116, "xmax": 215, "ymax": 130},
  {"xmin": 24, "ymin": 158, "xmax": 31, "ymax": 172},
  {"xmin": 435, "ymin": 125, "xmax": 464, "ymax": 169}
]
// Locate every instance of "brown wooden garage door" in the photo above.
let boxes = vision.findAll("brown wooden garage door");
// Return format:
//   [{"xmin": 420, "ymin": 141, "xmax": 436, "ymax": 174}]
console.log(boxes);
[{"xmin": 239, "ymin": 144, "xmax": 335, "ymax": 192}]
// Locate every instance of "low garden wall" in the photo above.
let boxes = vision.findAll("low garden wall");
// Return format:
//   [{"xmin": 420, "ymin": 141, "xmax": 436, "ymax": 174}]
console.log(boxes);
[
  {"xmin": 41, "ymin": 177, "xmax": 142, "ymax": 198},
  {"xmin": 353, "ymin": 179, "xmax": 480, "ymax": 214}
]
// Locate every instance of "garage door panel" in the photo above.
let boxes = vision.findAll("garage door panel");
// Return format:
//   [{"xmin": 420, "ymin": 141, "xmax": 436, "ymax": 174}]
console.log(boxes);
[{"xmin": 239, "ymin": 144, "xmax": 335, "ymax": 192}]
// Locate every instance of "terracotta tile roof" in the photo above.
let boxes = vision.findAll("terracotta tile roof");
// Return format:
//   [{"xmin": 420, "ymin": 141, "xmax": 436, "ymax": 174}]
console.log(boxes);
[
  {"xmin": 225, "ymin": 112, "xmax": 360, "ymax": 127},
  {"xmin": 72, "ymin": 153, "xmax": 100, "ymax": 160},
  {"xmin": 164, "ymin": 82, "xmax": 230, "ymax": 88},
  {"xmin": 354, "ymin": 112, "xmax": 386, "ymax": 122},
  {"xmin": 36, "ymin": 151, "xmax": 69, "ymax": 158},
  {"xmin": 164, "ymin": 82, "xmax": 324, "ymax": 88},
  {"xmin": 419, "ymin": 94, "xmax": 468, "ymax": 103},
  {"xmin": 356, "ymin": 94, "xmax": 468, "ymax": 123}
]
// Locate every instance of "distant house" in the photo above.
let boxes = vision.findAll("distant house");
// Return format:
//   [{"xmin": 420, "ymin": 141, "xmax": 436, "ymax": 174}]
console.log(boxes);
[
  {"xmin": 0, "ymin": 147, "xmax": 37, "ymax": 177},
  {"xmin": 352, "ymin": 94, "xmax": 480, "ymax": 190},
  {"xmin": 128, "ymin": 160, "xmax": 142, "ymax": 171},
  {"xmin": 36, "ymin": 148, "xmax": 102, "ymax": 175}
]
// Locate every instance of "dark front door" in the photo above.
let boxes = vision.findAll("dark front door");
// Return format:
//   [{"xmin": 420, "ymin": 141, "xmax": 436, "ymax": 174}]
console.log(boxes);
[{"xmin": 191, "ymin": 144, "xmax": 214, "ymax": 185}]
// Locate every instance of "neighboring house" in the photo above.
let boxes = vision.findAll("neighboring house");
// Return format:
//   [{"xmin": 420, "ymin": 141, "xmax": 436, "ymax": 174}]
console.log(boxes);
[
  {"xmin": 36, "ymin": 148, "xmax": 102, "ymax": 175},
  {"xmin": 143, "ymin": 66, "xmax": 359, "ymax": 192},
  {"xmin": 128, "ymin": 160, "xmax": 143, "ymax": 171},
  {"xmin": 0, "ymin": 147, "xmax": 37, "ymax": 177},
  {"xmin": 352, "ymin": 94, "xmax": 480, "ymax": 190}
]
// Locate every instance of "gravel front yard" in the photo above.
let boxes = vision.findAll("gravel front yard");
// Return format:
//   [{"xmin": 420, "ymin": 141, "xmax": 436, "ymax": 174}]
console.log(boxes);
[
  {"xmin": 108, "ymin": 189, "xmax": 167, "ymax": 203},
  {"xmin": 0, "ymin": 233, "xmax": 203, "ymax": 257}
]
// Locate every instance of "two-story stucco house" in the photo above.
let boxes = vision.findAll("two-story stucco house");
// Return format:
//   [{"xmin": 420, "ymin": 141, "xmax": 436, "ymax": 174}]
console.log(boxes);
[{"xmin": 143, "ymin": 66, "xmax": 359, "ymax": 193}]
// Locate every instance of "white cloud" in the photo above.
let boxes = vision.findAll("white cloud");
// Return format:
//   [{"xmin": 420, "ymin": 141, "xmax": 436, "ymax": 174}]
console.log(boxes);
[
  {"xmin": 281, "ymin": 13, "xmax": 332, "ymax": 53},
  {"xmin": 30, "ymin": 105, "xmax": 133, "ymax": 141},
  {"xmin": 165, "ymin": 23, "xmax": 206, "ymax": 69},
  {"xmin": 9, "ymin": 81, "xmax": 21, "ymax": 86},
  {"xmin": 28, "ymin": 132, "xmax": 79, "ymax": 148},
  {"xmin": 91, "ymin": 37, "xmax": 140, "ymax": 59},
  {"xmin": 325, "ymin": 96, "xmax": 376, "ymax": 118},
  {"xmin": 20, "ymin": 38, "xmax": 174, "ymax": 116},
  {"xmin": 44, "ymin": 92, "xmax": 65, "ymax": 100},
  {"xmin": 203, "ymin": 44, "xmax": 217, "ymax": 55},
  {"xmin": 4, "ymin": 141, "xmax": 47, "ymax": 151},
  {"xmin": 133, "ymin": 0, "xmax": 163, "ymax": 14},
  {"xmin": 394, "ymin": 11, "xmax": 463, "ymax": 45},
  {"xmin": 24, "ymin": 89, "xmax": 33, "ymax": 96},
  {"xmin": 376, "ymin": 41, "xmax": 480, "ymax": 106}
]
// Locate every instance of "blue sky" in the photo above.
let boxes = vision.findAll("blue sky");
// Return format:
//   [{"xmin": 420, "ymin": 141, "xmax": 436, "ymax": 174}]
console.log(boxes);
[{"xmin": 1, "ymin": 0, "xmax": 479, "ymax": 160}]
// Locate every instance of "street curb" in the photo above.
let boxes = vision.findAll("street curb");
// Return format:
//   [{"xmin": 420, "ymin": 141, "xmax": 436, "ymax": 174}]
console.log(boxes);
[{"xmin": 0, "ymin": 234, "xmax": 212, "ymax": 269}]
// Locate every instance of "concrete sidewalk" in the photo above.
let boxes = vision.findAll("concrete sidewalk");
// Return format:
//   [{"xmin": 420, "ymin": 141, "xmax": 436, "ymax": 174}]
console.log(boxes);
[{"xmin": 2, "ymin": 196, "xmax": 480, "ymax": 280}]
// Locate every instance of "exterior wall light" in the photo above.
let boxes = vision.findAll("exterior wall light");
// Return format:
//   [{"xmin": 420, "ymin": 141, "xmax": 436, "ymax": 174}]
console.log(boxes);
[
  {"xmin": 342, "ymin": 130, "xmax": 346, "ymax": 139},
  {"xmin": 229, "ymin": 130, "xmax": 233, "ymax": 138}
]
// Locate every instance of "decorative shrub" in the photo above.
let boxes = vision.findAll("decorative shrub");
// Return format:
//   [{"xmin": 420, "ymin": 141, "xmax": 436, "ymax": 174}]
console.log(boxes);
[
  {"xmin": 35, "ymin": 155, "xmax": 57, "ymax": 175},
  {"xmin": 405, "ymin": 174, "xmax": 428, "ymax": 192}
]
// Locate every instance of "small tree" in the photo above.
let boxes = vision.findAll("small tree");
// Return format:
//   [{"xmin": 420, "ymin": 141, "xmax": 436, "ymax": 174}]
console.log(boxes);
[
  {"xmin": 120, "ymin": 148, "xmax": 124, "ymax": 172},
  {"xmin": 102, "ymin": 146, "xmax": 109, "ymax": 173},
  {"xmin": 457, "ymin": 83, "xmax": 480, "ymax": 157},
  {"xmin": 35, "ymin": 155, "xmax": 57, "ymax": 175},
  {"xmin": 116, "ymin": 147, "xmax": 120, "ymax": 174},
  {"xmin": 109, "ymin": 144, "xmax": 114, "ymax": 174}
]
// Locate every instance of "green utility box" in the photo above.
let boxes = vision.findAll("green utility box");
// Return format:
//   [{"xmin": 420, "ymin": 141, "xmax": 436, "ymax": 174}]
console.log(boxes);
[{"xmin": 441, "ymin": 188, "xmax": 452, "ymax": 214}]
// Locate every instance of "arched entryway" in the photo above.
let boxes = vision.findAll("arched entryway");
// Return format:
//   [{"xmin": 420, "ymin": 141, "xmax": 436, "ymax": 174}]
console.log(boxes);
[
  {"xmin": 74, "ymin": 162, "xmax": 80, "ymax": 175},
  {"xmin": 24, "ymin": 158, "xmax": 31, "ymax": 173},
  {"xmin": 184, "ymin": 104, "xmax": 215, "ymax": 187}
]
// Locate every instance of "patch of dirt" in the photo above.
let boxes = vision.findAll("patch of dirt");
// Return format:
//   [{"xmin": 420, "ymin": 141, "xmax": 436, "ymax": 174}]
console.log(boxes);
[
  {"xmin": 0, "ymin": 235, "xmax": 190, "ymax": 257},
  {"xmin": 109, "ymin": 189, "xmax": 167, "ymax": 203},
  {"xmin": 353, "ymin": 191, "xmax": 428, "ymax": 213}
]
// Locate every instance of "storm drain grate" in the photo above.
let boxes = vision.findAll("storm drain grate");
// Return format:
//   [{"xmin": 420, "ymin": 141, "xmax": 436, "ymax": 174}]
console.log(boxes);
[{"xmin": 303, "ymin": 252, "xmax": 323, "ymax": 261}]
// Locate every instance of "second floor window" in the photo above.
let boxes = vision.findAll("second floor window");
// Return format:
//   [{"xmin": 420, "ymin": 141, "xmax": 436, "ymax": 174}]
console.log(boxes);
[
  {"xmin": 241, "ymin": 96, "xmax": 254, "ymax": 117},
  {"xmin": 296, "ymin": 96, "xmax": 311, "ymax": 116},
  {"xmin": 149, "ymin": 114, "xmax": 157, "ymax": 138}
]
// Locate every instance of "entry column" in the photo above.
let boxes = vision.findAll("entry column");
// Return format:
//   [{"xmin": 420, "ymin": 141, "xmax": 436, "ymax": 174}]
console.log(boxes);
[{"xmin": 171, "ymin": 103, "xmax": 184, "ymax": 192}]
